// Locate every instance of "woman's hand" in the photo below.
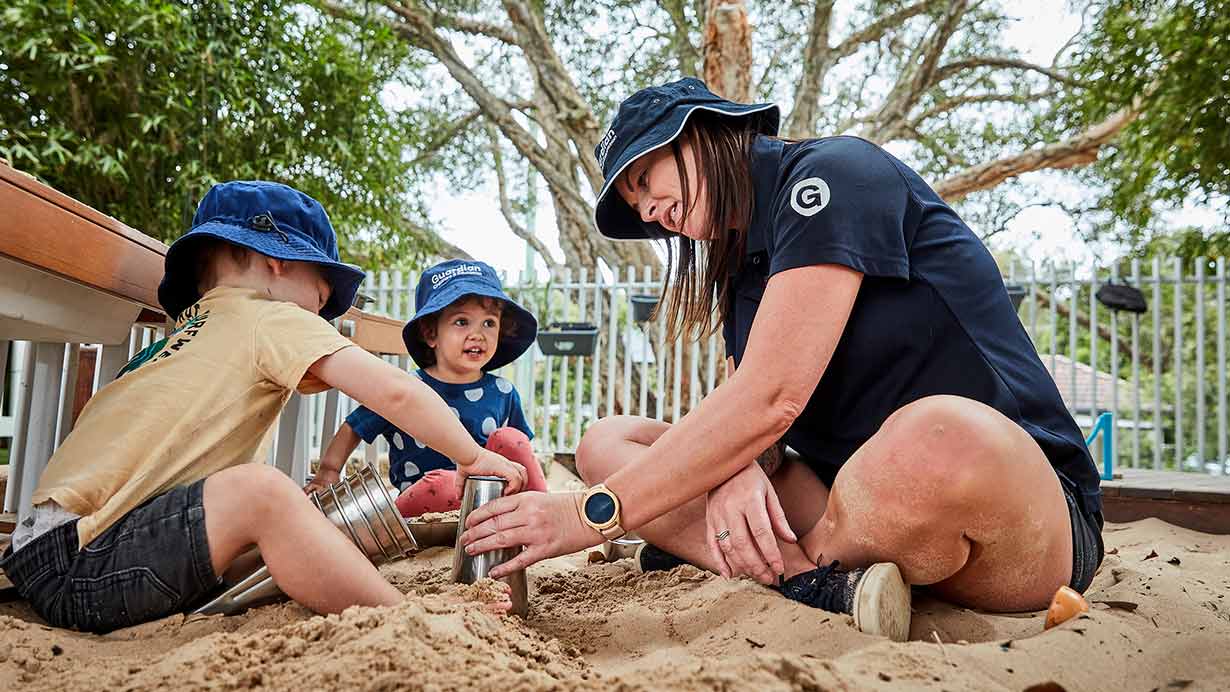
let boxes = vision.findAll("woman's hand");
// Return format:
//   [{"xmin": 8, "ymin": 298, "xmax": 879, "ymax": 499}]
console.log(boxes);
[
  {"xmin": 706, "ymin": 462, "xmax": 797, "ymax": 585},
  {"xmin": 304, "ymin": 466, "xmax": 341, "ymax": 495},
  {"xmin": 455, "ymin": 449, "xmax": 528, "ymax": 496},
  {"xmin": 457, "ymin": 491, "xmax": 603, "ymax": 579}
]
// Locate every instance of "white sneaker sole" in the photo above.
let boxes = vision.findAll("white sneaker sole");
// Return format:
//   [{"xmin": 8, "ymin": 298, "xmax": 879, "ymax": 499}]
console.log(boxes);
[{"xmin": 852, "ymin": 562, "xmax": 911, "ymax": 642}]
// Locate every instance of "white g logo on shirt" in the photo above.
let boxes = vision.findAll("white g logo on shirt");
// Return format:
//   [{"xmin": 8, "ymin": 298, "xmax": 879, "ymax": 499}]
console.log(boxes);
[{"xmin": 790, "ymin": 177, "xmax": 831, "ymax": 217}]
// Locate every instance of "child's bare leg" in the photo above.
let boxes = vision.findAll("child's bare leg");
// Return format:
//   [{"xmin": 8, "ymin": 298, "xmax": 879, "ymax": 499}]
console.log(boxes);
[
  {"xmin": 204, "ymin": 463, "xmax": 402, "ymax": 613},
  {"xmin": 485, "ymin": 428, "xmax": 547, "ymax": 492}
]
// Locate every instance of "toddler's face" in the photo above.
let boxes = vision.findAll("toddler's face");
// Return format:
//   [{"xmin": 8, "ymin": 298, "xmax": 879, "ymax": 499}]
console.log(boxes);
[{"xmin": 427, "ymin": 297, "xmax": 502, "ymax": 377}]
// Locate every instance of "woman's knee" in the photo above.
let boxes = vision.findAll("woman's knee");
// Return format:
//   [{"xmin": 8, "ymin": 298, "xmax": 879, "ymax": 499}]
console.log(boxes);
[
  {"xmin": 877, "ymin": 395, "xmax": 1024, "ymax": 490},
  {"xmin": 575, "ymin": 416, "xmax": 643, "ymax": 484}
]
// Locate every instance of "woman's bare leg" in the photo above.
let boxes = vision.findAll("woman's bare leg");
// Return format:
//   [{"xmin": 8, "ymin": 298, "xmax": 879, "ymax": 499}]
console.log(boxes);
[
  {"xmin": 575, "ymin": 416, "xmax": 826, "ymax": 579},
  {"xmin": 579, "ymin": 394, "xmax": 1077, "ymax": 612},
  {"xmin": 799, "ymin": 395, "xmax": 1074, "ymax": 611}
]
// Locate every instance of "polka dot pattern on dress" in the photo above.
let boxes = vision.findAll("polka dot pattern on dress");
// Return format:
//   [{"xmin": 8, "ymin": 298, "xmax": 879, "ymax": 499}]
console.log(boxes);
[
  {"xmin": 495, "ymin": 377, "xmax": 513, "ymax": 394},
  {"xmin": 481, "ymin": 417, "xmax": 497, "ymax": 436},
  {"xmin": 392, "ymin": 433, "xmax": 405, "ymax": 450},
  {"xmin": 464, "ymin": 387, "xmax": 484, "ymax": 402}
]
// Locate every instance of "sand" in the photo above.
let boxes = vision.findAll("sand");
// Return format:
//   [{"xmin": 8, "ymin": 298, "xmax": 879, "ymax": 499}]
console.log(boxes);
[{"xmin": 4, "ymin": 460, "xmax": 1229, "ymax": 692}]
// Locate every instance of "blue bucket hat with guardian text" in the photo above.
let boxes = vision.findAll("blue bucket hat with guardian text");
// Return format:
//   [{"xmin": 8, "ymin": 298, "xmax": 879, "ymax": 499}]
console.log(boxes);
[
  {"xmin": 592, "ymin": 77, "xmax": 780, "ymax": 240},
  {"xmin": 158, "ymin": 181, "xmax": 365, "ymax": 321},
  {"xmin": 403, "ymin": 259, "xmax": 537, "ymax": 371}
]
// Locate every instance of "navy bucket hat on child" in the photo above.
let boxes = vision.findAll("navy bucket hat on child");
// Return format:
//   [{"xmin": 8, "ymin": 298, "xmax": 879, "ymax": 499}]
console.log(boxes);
[
  {"xmin": 158, "ymin": 181, "xmax": 365, "ymax": 321},
  {"xmin": 592, "ymin": 77, "xmax": 780, "ymax": 241},
  {"xmin": 403, "ymin": 260, "xmax": 537, "ymax": 371}
]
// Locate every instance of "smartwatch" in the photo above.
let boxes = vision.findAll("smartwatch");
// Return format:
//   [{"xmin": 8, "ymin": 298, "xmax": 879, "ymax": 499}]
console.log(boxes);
[{"xmin": 581, "ymin": 484, "xmax": 626, "ymax": 540}]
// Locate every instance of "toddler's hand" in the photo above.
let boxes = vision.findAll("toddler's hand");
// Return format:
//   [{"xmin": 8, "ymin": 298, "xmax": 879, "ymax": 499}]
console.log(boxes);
[
  {"xmin": 455, "ymin": 449, "xmax": 527, "ymax": 496},
  {"xmin": 304, "ymin": 467, "xmax": 341, "ymax": 495}
]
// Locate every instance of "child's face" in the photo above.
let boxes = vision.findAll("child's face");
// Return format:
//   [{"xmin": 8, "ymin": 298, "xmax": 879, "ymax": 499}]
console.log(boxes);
[
  {"xmin": 270, "ymin": 259, "xmax": 332, "ymax": 315},
  {"xmin": 426, "ymin": 297, "xmax": 502, "ymax": 377}
]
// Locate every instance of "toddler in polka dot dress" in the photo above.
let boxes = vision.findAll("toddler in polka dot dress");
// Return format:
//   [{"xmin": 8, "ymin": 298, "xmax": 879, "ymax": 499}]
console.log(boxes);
[{"xmin": 316, "ymin": 260, "xmax": 547, "ymax": 516}]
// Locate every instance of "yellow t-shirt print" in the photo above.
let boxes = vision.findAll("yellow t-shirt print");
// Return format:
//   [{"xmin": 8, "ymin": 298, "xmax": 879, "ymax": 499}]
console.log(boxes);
[{"xmin": 117, "ymin": 306, "xmax": 212, "ymax": 378}]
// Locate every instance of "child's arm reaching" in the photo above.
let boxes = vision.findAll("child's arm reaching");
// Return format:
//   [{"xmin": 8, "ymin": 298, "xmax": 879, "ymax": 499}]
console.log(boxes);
[
  {"xmin": 305, "ymin": 422, "xmax": 361, "ymax": 494},
  {"xmin": 307, "ymin": 346, "xmax": 527, "ymax": 493}
]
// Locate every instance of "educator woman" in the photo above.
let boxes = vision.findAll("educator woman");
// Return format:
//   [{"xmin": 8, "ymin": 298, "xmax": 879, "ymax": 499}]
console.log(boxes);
[{"xmin": 459, "ymin": 78, "xmax": 1103, "ymax": 641}]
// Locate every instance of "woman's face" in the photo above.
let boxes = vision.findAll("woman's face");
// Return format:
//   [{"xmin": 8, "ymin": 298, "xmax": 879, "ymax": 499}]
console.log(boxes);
[{"xmin": 616, "ymin": 138, "xmax": 710, "ymax": 241}]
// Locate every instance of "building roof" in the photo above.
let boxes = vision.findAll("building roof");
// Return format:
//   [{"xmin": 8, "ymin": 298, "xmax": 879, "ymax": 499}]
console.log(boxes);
[{"xmin": 1038, "ymin": 353, "xmax": 1155, "ymax": 415}]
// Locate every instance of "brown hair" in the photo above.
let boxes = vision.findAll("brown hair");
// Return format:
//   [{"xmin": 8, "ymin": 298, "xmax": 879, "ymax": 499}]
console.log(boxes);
[
  {"xmin": 192, "ymin": 237, "xmax": 254, "ymax": 296},
  {"xmin": 415, "ymin": 295, "xmax": 520, "ymax": 367},
  {"xmin": 656, "ymin": 112, "xmax": 759, "ymax": 342}
]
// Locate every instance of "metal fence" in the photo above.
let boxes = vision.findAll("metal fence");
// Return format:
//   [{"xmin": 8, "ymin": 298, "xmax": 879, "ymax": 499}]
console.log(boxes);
[
  {"xmin": 358, "ymin": 257, "xmax": 1230, "ymax": 475},
  {"xmin": 4, "ymin": 256, "xmax": 1229, "ymax": 485}
]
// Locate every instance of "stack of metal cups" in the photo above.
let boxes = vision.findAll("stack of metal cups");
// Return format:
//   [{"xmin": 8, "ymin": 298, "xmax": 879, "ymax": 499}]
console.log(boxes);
[{"xmin": 452, "ymin": 475, "xmax": 529, "ymax": 616}]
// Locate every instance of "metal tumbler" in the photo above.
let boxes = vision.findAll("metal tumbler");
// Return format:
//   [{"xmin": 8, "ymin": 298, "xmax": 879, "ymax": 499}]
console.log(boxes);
[{"xmin": 452, "ymin": 475, "xmax": 529, "ymax": 616}]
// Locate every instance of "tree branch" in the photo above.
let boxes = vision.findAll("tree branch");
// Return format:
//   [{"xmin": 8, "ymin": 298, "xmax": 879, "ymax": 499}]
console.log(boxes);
[
  {"xmin": 428, "ymin": 9, "xmax": 518, "ymax": 44},
  {"xmin": 864, "ymin": 0, "xmax": 971, "ymax": 143},
  {"xmin": 487, "ymin": 124, "xmax": 559, "ymax": 267},
  {"xmin": 831, "ymin": 0, "xmax": 947, "ymax": 58},
  {"xmin": 658, "ymin": 0, "xmax": 701, "ymax": 76},
  {"xmin": 908, "ymin": 89, "xmax": 1060, "ymax": 128},
  {"xmin": 935, "ymin": 57, "xmax": 1085, "ymax": 88},
  {"xmin": 784, "ymin": 1, "xmax": 835, "ymax": 139},
  {"xmin": 408, "ymin": 109, "xmax": 482, "ymax": 167},
  {"xmin": 934, "ymin": 106, "xmax": 1140, "ymax": 201}
]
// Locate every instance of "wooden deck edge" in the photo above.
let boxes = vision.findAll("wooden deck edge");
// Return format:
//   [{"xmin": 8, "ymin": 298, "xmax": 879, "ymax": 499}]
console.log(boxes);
[{"xmin": 1103, "ymin": 496, "xmax": 1230, "ymax": 535}]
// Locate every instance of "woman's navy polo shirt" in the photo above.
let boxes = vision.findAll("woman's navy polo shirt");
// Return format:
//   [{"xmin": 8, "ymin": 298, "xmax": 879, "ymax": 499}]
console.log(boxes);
[{"xmin": 723, "ymin": 135, "xmax": 1102, "ymax": 515}]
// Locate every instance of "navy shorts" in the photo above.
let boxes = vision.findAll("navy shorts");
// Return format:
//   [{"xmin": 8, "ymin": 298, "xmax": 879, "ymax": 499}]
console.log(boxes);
[
  {"xmin": 1065, "ymin": 484, "xmax": 1104, "ymax": 593},
  {"xmin": 0, "ymin": 480, "xmax": 220, "ymax": 633}
]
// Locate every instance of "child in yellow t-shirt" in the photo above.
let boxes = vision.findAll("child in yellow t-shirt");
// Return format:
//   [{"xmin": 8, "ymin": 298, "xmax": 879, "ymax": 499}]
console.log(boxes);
[{"xmin": 0, "ymin": 181, "xmax": 525, "ymax": 633}]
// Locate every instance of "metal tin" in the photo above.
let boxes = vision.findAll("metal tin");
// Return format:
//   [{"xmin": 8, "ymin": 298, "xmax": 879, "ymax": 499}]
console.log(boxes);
[{"xmin": 452, "ymin": 476, "xmax": 529, "ymax": 616}]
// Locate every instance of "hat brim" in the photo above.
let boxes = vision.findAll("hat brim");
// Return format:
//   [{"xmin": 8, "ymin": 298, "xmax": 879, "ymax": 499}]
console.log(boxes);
[
  {"xmin": 594, "ymin": 102, "xmax": 780, "ymax": 241},
  {"xmin": 158, "ymin": 221, "xmax": 365, "ymax": 321},
  {"xmin": 402, "ymin": 285, "xmax": 538, "ymax": 372}
]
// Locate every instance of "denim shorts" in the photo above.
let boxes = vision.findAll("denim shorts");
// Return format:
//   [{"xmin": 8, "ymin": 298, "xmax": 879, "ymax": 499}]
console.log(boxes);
[
  {"xmin": 0, "ymin": 480, "xmax": 220, "ymax": 633},
  {"xmin": 1065, "ymin": 484, "xmax": 1105, "ymax": 593}
]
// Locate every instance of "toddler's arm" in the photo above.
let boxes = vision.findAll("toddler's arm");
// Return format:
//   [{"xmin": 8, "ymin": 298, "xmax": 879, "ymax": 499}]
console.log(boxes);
[
  {"xmin": 308, "ymin": 347, "xmax": 526, "ymax": 492},
  {"xmin": 305, "ymin": 422, "xmax": 360, "ymax": 493}
]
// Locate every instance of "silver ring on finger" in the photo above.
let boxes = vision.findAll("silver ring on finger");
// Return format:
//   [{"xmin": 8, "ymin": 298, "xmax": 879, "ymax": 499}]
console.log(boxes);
[{"xmin": 715, "ymin": 528, "xmax": 731, "ymax": 542}]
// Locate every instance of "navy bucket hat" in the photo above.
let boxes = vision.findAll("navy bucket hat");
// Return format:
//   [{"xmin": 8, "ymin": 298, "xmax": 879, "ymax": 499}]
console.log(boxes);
[
  {"xmin": 158, "ymin": 181, "xmax": 365, "ymax": 321},
  {"xmin": 592, "ymin": 77, "xmax": 780, "ymax": 240},
  {"xmin": 403, "ymin": 260, "xmax": 537, "ymax": 371}
]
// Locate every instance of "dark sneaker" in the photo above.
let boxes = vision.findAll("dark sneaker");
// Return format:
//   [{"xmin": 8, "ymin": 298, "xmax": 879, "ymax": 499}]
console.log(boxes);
[
  {"xmin": 778, "ymin": 560, "xmax": 911, "ymax": 642},
  {"xmin": 634, "ymin": 542, "xmax": 691, "ymax": 573}
]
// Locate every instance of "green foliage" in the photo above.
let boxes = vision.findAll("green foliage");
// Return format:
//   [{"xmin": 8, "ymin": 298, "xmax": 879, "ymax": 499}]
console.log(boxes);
[
  {"xmin": 0, "ymin": 0, "xmax": 439, "ymax": 267},
  {"xmin": 1069, "ymin": 0, "xmax": 1230, "ymax": 231}
]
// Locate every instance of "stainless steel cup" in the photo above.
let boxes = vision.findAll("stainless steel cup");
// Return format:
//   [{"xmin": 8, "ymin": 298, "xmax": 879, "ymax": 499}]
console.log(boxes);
[{"xmin": 452, "ymin": 475, "xmax": 529, "ymax": 616}]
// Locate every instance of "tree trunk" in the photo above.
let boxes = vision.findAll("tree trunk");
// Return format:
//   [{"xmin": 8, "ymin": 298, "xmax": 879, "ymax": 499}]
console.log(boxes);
[{"xmin": 703, "ymin": 0, "xmax": 752, "ymax": 101}]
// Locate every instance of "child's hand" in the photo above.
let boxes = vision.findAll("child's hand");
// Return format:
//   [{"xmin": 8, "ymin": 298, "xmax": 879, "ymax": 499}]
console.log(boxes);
[
  {"xmin": 455, "ymin": 450, "xmax": 528, "ymax": 496},
  {"xmin": 304, "ymin": 467, "xmax": 341, "ymax": 495}
]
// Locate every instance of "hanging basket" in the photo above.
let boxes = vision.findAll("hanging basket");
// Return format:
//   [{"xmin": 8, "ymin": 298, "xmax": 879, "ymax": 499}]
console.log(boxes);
[
  {"xmin": 1005, "ymin": 283, "xmax": 1027, "ymax": 311},
  {"xmin": 1096, "ymin": 282, "xmax": 1148, "ymax": 314},
  {"xmin": 537, "ymin": 321, "xmax": 599, "ymax": 356},
  {"xmin": 630, "ymin": 294, "xmax": 659, "ymax": 323}
]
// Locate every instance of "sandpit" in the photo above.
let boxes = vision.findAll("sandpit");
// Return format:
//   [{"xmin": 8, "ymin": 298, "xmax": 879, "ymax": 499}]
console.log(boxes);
[{"xmin": 2, "ymin": 516, "xmax": 1229, "ymax": 690}]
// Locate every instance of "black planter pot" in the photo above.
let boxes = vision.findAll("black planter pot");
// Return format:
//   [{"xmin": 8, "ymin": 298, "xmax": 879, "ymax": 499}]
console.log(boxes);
[
  {"xmin": 537, "ymin": 321, "xmax": 599, "ymax": 356},
  {"xmin": 630, "ymin": 294, "xmax": 659, "ymax": 323},
  {"xmin": 1005, "ymin": 283, "xmax": 1027, "ymax": 311}
]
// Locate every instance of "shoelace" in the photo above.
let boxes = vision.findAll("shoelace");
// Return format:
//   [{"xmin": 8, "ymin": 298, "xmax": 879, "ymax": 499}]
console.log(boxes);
[{"xmin": 777, "ymin": 559, "xmax": 848, "ymax": 613}]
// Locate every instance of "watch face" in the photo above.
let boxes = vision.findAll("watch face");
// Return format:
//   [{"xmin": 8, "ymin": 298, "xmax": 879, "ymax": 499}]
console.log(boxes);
[{"xmin": 584, "ymin": 491, "xmax": 617, "ymax": 525}]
